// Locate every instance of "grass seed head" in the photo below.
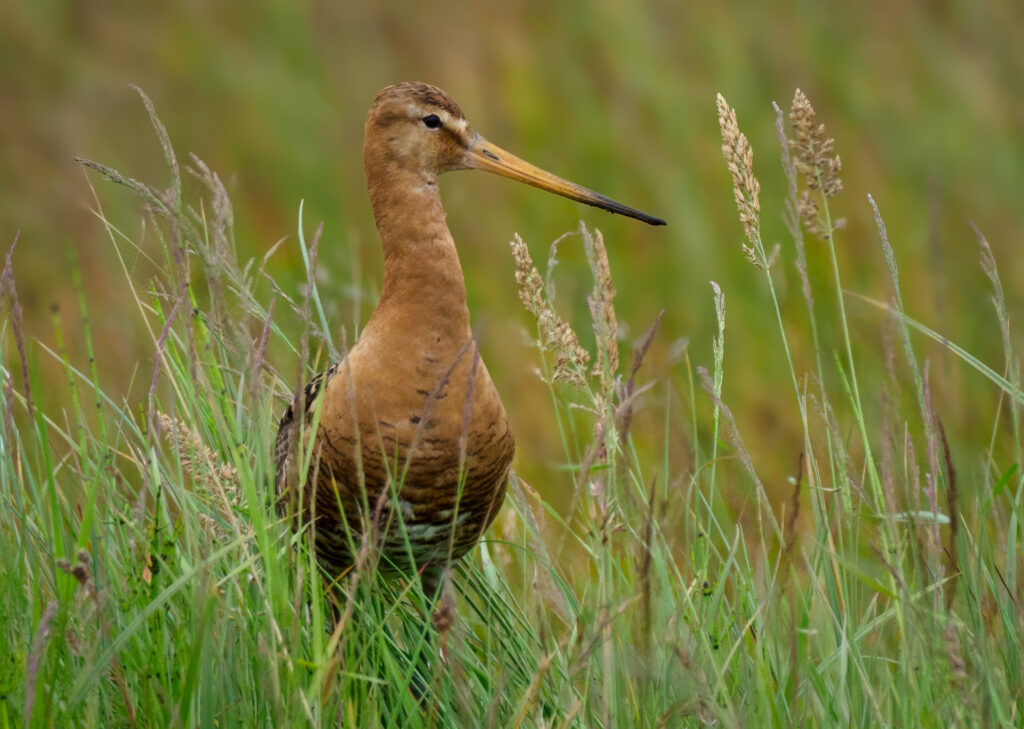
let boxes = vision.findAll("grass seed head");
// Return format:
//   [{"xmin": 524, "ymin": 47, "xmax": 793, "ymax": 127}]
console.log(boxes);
[
  {"xmin": 789, "ymin": 89, "xmax": 843, "ymax": 198},
  {"xmin": 716, "ymin": 94, "xmax": 762, "ymax": 261},
  {"xmin": 510, "ymin": 234, "xmax": 591, "ymax": 387},
  {"xmin": 157, "ymin": 412, "xmax": 240, "ymax": 501},
  {"xmin": 789, "ymin": 89, "xmax": 844, "ymax": 238},
  {"xmin": 583, "ymin": 226, "xmax": 619, "ymax": 382}
]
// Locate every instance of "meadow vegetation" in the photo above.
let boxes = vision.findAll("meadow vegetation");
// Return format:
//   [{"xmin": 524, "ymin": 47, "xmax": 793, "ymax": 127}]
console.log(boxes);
[{"xmin": 1, "ymin": 81, "xmax": 1022, "ymax": 727}]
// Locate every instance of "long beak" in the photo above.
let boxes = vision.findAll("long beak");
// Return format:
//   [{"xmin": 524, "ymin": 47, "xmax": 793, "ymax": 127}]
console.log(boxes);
[{"xmin": 465, "ymin": 135, "xmax": 666, "ymax": 226}]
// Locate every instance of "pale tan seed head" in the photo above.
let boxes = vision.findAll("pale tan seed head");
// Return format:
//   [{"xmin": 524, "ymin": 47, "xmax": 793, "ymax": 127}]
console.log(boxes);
[
  {"xmin": 716, "ymin": 94, "xmax": 763, "ymax": 267},
  {"xmin": 583, "ymin": 226, "xmax": 619, "ymax": 384},
  {"xmin": 157, "ymin": 412, "xmax": 239, "ymax": 500},
  {"xmin": 510, "ymin": 234, "xmax": 591, "ymax": 387},
  {"xmin": 789, "ymin": 89, "xmax": 843, "ymax": 198},
  {"xmin": 789, "ymin": 89, "xmax": 844, "ymax": 238}
]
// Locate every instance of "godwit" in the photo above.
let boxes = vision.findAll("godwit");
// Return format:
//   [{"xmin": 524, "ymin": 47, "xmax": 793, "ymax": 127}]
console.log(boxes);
[{"xmin": 275, "ymin": 82, "xmax": 664, "ymax": 593}]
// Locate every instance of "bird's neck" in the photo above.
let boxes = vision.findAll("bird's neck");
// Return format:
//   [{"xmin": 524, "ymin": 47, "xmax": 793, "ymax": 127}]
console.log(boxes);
[{"xmin": 366, "ymin": 163, "xmax": 471, "ymax": 339}]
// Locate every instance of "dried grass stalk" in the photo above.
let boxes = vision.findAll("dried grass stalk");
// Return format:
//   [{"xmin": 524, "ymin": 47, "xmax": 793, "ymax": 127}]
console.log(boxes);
[
  {"xmin": 157, "ymin": 412, "xmax": 240, "ymax": 498},
  {"xmin": 789, "ymin": 89, "xmax": 844, "ymax": 238},
  {"xmin": 582, "ymin": 225, "xmax": 619, "ymax": 384},
  {"xmin": 510, "ymin": 234, "xmax": 590, "ymax": 387},
  {"xmin": 716, "ymin": 94, "xmax": 763, "ymax": 268}
]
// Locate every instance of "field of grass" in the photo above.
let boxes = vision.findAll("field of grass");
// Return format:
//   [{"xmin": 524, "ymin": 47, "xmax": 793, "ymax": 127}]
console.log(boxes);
[
  {"xmin": 3, "ymin": 1, "xmax": 1024, "ymax": 727},
  {"xmin": 2, "ymin": 82, "xmax": 1022, "ymax": 726}
]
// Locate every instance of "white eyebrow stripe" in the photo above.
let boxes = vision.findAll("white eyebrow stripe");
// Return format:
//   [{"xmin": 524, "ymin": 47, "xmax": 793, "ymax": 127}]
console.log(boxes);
[
  {"xmin": 436, "ymin": 110, "xmax": 464, "ymax": 130},
  {"xmin": 408, "ymin": 106, "xmax": 467, "ymax": 131}
]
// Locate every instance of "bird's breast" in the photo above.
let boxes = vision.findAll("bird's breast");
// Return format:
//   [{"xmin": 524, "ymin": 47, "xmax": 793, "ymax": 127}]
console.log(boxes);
[
  {"xmin": 317, "ymin": 327, "xmax": 514, "ymax": 502},
  {"xmin": 307, "ymin": 329, "xmax": 513, "ymax": 568}
]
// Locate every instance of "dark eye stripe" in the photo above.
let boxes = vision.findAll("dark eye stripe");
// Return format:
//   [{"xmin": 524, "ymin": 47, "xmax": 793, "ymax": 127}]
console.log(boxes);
[{"xmin": 422, "ymin": 114, "xmax": 442, "ymax": 129}]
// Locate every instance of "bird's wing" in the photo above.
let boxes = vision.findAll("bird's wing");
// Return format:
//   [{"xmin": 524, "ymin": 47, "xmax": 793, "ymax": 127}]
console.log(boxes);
[{"xmin": 274, "ymin": 362, "xmax": 339, "ymax": 502}]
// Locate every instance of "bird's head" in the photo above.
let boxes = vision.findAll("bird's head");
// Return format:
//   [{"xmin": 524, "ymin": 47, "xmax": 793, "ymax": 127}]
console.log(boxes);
[{"xmin": 365, "ymin": 82, "xmax": 665, "ymax": 226}]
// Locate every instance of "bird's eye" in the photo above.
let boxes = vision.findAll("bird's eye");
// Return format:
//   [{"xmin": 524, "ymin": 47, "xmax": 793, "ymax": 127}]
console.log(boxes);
[{"xmin": 422, "ymin": 114, "xmax": 442, "ymax": 129}]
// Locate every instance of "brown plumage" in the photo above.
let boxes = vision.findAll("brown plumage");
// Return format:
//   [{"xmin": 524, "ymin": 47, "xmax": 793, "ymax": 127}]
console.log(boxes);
[{"xmin": 275, "ymin": 82, "xmax": 664, "ymax": 585}]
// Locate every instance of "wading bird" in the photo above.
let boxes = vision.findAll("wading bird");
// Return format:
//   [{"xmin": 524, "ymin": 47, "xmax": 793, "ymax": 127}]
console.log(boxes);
[{"xmin": 275, "ymin": 82, "xmax": 664, "ymax": 597}]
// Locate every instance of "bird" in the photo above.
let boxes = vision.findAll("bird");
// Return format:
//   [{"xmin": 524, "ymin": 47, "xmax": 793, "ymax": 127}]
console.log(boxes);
[{"xmin": 275, "ymin": 82, "xmax": 665, "ymax": 596}]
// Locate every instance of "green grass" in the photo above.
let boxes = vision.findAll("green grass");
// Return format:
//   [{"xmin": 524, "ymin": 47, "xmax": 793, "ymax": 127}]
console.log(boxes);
[{"xmin": 2, "ymin": 89, "xmax": 1023, "ymax": 727}]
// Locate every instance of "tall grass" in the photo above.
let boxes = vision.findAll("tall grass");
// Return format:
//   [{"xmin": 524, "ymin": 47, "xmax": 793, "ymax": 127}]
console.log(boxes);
[{"xmin": 1, "ymin": 89, "xmax": 1022, "ymax": 727}]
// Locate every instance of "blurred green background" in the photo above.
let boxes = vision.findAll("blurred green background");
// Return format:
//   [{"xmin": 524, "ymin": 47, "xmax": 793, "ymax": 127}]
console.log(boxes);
[{"xmin": 2, "ymin": 0, "xmax": 1023, "ymax": 502}]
